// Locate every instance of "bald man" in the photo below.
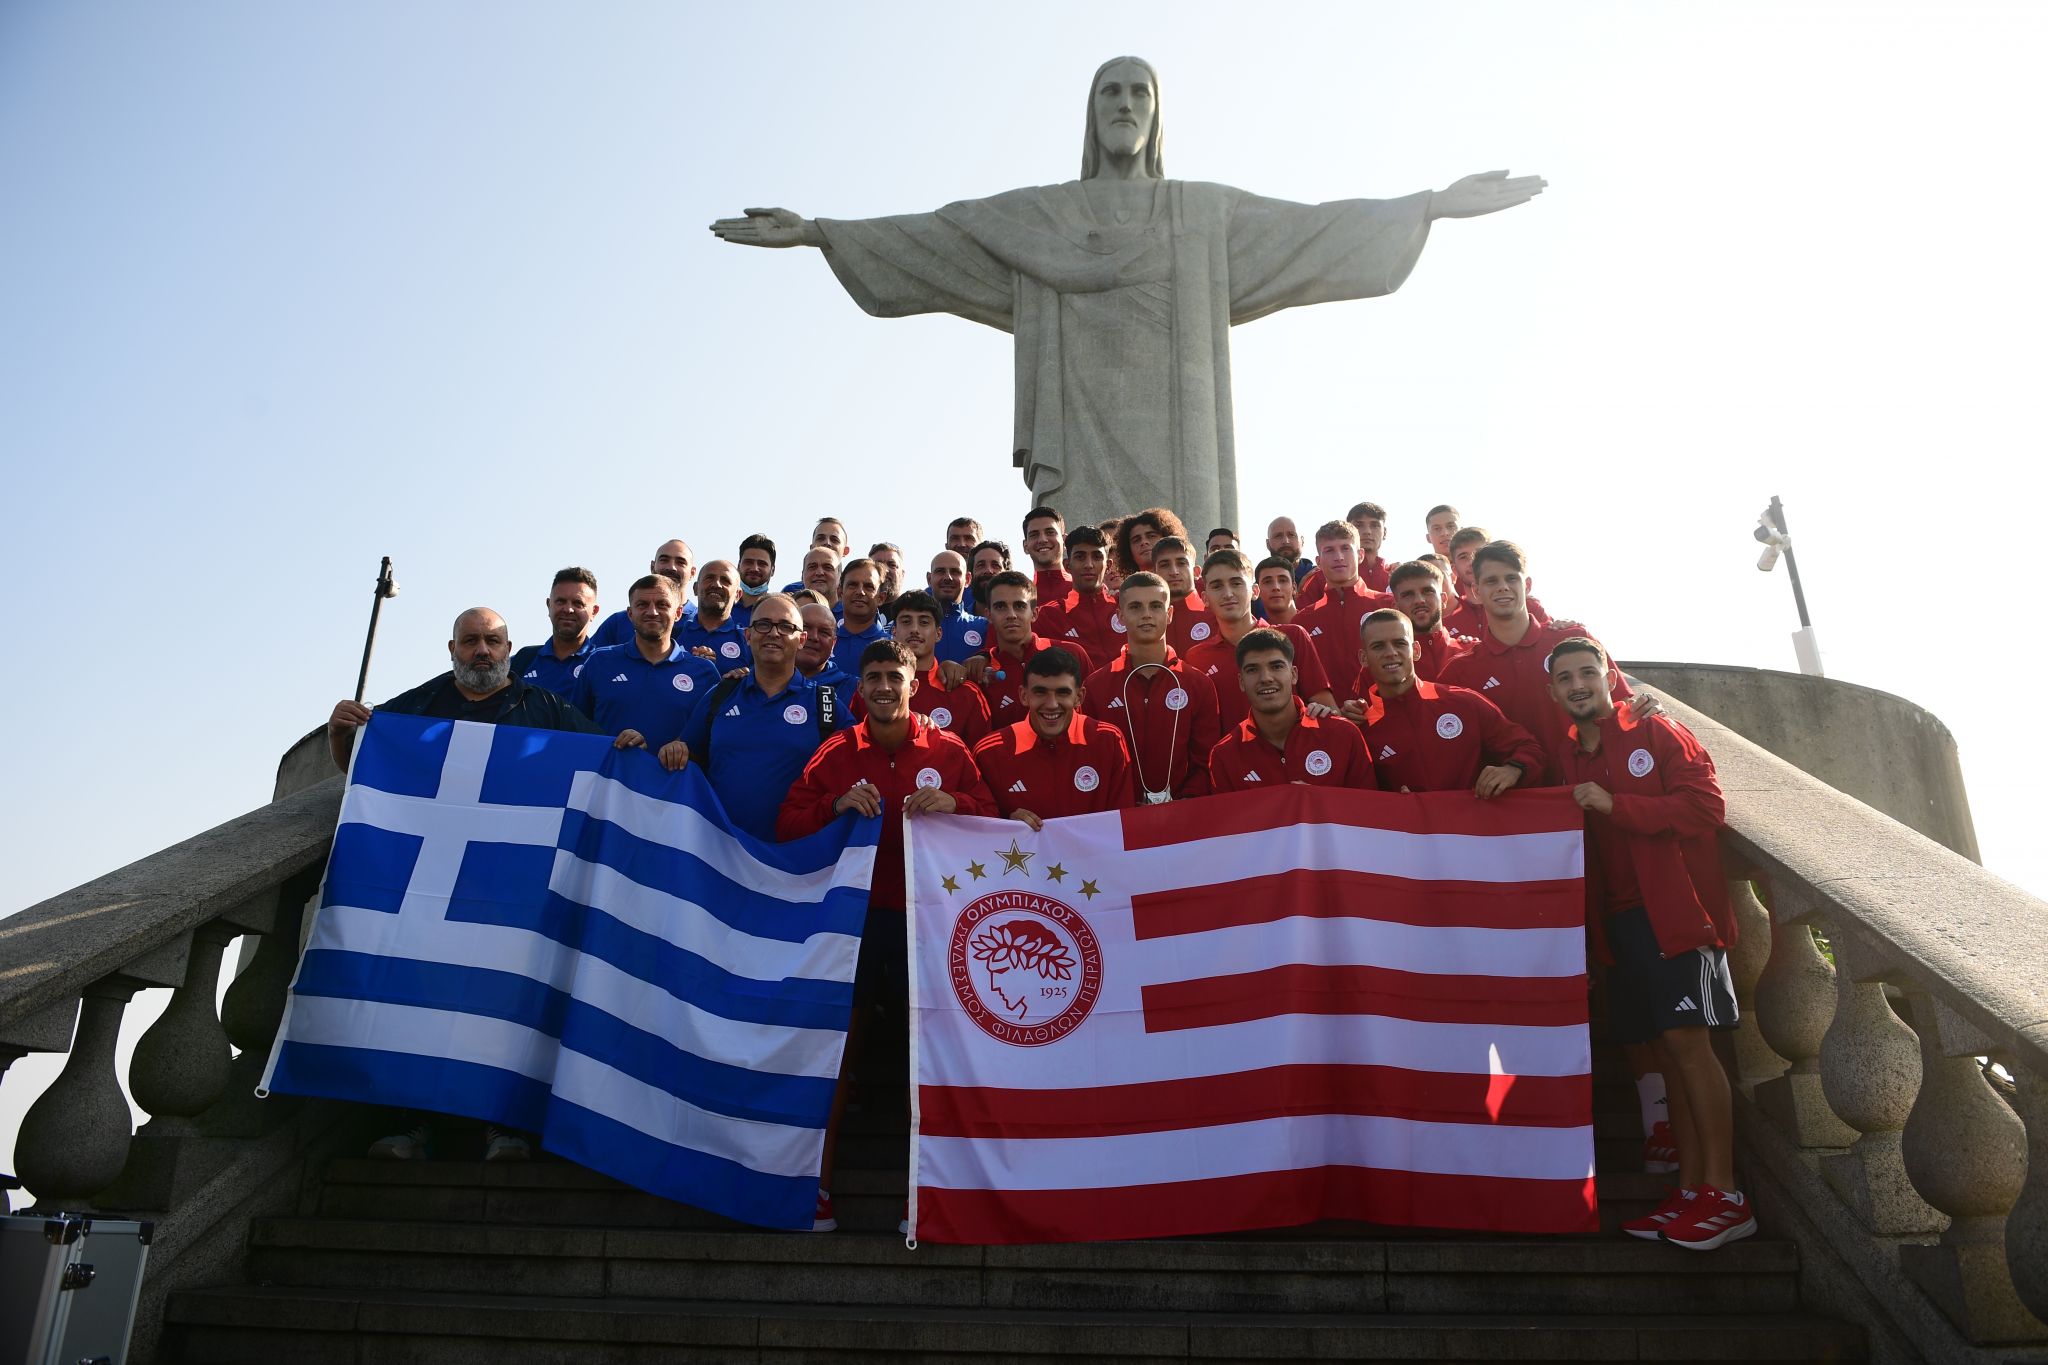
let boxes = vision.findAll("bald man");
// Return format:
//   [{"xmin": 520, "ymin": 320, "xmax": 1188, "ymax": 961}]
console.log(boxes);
[
  {"xmin": 591, "ymin": 538, "xmax": 696, "ymax": 648},
  {"xmin": 326, "ymin": 606, "xmax": 600, "ymax": 770}
]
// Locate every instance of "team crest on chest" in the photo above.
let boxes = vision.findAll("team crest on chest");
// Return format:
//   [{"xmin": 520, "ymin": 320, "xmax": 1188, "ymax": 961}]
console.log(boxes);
[
  {"xmin": 930, "ymin": 706, "xmax": 954, "ymax": 728},
  {"xmin": 1111, "ymin": 617, "xmax": 1127, "ymax": 634},
  {"xmin": 1073, "ymin": 765, "xmax": 1100, "ymax": 792},
  {"xmin": 950, "ymin": 891, "xmax": 1103, "ymax": 1047},
  {"xmin": 1189, "ymin": 621, "xmax": 1211, "ymax": 641},
  {"xmin": 1628, "ymin": 747, "xmax": 1655, "ymax": 778},
  {"xmin": 1435, "ymin": 712, "xmax": 1464, "ymax": 740},
  {"xmin": 1165, "ymin": 687, "xmax": 1188, "ymax": 711},
  {"xmin": 783, "ymin": 704, "xmax": 808, "ymax": 725},
  {"xmin": 1304, "ymin": 749, "xmax": 1332, "ymax": 777},
  {"xmin": 916, "ymin": 767, "xmax": 943, "ymax": 788},
  {"xmin": 672, "ymin": 674, "xmax": 695, "ymax": 692},
  {"xmin": 963, "ymin": 630, "xmax": 983, "ymax": 647},
  {"xmin": 721, "ymin": 640, "xmax": 742, "ymax": 659}
]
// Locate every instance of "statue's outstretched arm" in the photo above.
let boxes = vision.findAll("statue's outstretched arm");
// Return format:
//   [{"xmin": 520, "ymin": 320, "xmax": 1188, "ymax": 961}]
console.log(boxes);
[
  {"xmin": 709, "ymin": 207, "xmax": 827, "ymax": 249},
  {"xmin": 1427, "ymin": 171, "xmax": 1547, "ymax": 221}
]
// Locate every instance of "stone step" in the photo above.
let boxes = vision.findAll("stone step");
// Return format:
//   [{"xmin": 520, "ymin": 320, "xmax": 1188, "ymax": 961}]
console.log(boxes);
[
  {"xmin": 244, "ymin": 1219, "xmax": 1805, "ymax": 1317},
  {"xmin": 163, "ymin": 1285, "xmax": 1865, "ymax": 1363},
  {"xmin": 315, "ymin": 1158, "xmax": 1674, "ymax": 1234}
]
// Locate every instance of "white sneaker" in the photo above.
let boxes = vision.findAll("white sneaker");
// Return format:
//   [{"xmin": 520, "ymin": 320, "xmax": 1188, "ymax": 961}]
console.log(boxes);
[
  {"xmin": 368, "ymin": 1125, "xmax": 431, "ymax": 1160},
  {"xmin": 483, "ymin": 1126, "xmax": 531, "ymax": 1163}
]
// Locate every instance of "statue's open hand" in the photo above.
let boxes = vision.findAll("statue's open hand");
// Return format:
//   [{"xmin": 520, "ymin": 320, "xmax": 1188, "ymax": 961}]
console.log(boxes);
[
  {"xmin": 1430, "ymin": 170, "xmax": 1547, "ymax": 220},
  {"xmin": 709, "ymin": 207, "xmax": 819, "ymax": 248}
]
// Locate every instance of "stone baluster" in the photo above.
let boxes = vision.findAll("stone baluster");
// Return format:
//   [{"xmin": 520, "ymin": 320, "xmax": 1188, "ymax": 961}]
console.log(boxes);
[
  {"xmin": 1895, "ymin": 990, "xmax": 2043, "ymax": 1342},
  {"xmin": 14, "ymin": 981, "xmax": 140, "ymax": 1209},
  {"xmin": 205, "ymin": 868, "xmax": 319, "ymax": 1135},
  {"xmin": 2003, "ymin": 1045, "xmax": 2048, "ymax": 1329},
  {"xmin": 129, "ymin": 919, "xmax": 239, "ymax": 1119},
  {"xmin": 1817, "ymin": 933, "xmax": 1943, "ymax": 1235},
  {"xmin": 1750, "ymin": 885, "xmax": 1855, "ymax": 1146},
  {"xmin": 1723, "ymin": 879, "xmax": 1787, "ymax": 1091}
]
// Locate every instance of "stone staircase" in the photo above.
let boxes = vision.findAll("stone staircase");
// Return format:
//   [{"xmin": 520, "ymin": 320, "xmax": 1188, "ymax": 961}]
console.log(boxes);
[{"xmin": 158, "ymin": 1037, "xmax": 1868, "ymax": 1363}]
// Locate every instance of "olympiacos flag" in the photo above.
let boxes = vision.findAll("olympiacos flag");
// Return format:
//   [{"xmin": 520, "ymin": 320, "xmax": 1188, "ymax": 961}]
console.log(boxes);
[{"xmin": 904, "ymin": 785, "xmax": 1595, "ymax": 1243}]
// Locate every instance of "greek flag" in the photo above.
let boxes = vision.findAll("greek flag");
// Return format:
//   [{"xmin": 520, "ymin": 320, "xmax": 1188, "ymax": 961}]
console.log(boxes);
[{"xmin": 260, "ymin": 712, "xmax": 877, "ymax": 1230}]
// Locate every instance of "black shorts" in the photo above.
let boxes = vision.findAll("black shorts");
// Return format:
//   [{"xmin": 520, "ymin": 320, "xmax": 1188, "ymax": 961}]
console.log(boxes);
[
  {"xmin": 852, "ymin": 905, "xmax": 909, "ymax": 1014},
  {"xmin": 1604, "ymin": 906, "xmax": 1738, "ymax": 1044}
]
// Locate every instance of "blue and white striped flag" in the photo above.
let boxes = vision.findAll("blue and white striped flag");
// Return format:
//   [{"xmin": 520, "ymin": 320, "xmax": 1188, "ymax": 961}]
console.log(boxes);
[{"xmin": 260, "ymin": 711, "xmax": 878, "ymax": 1230}]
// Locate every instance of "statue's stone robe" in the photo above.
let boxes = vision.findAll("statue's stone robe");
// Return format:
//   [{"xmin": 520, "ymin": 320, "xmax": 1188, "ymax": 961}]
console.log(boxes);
[{"xmin": 817, "ymin": 181, "xmax": 1431, "ymax": 533}]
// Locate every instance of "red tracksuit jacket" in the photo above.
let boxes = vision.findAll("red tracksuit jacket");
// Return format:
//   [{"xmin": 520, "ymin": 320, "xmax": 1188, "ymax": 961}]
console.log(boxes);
[
  {"xmin": 1183, "ymin": 623, "xmax": 1333, "ymax": 730},
  {"xmin": 973, "ymin": 635, "xmax": 1096, "ymax": 731},
  {"xmin": 1557, "ymin": 707, "xmax": 1734, "ymax": 959},
  {"xmin": 1082, "ymin": 649, "xmax": 1222, "ymax": 801},
  {"xmin": 1034, "ymin": 588, "xmax": 1121, "ymax": 669},
  {"xmin": 972, "ymin": 715, "xmax": 1134, "ymax": 819},
  {"xmin": 1208, "ymin": 704, "xmax": 1376, "ymax": 792},
  {"xmin": 1438, "ymin": 617, "xmax": 1631, "ymax": 781},
  {"xmin": 777, "ymin": 715, "xmax": 995, "ymax": 909},
  {"xmin": 1295, "ymin": 584, "xmax": 1397, "ymax": 696},
  {"xmin": 1357, "ymin": 679, "xmax": 1545, "ymax": 793}
]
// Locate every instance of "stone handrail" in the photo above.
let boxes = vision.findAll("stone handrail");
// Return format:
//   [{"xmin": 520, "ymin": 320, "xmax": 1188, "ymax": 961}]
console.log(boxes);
[{"xmin": 1655, "ymin": 689, "xmax": 2048, "ymax": 1359}]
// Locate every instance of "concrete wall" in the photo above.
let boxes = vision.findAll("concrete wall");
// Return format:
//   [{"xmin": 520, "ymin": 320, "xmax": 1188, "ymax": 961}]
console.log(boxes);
[{"xmin": 1621, "ymin": 662, "xmax": 1980, "ymax": 861}]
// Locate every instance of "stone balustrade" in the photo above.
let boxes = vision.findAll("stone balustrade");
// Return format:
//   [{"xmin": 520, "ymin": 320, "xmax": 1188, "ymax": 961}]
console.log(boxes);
[
  {"xmin": 1657, "ymin": 689, "xmax": 2048, "ymax": 1355},
  {"xmin": 1, "ymin": 776, "xmax": 341, "ymax": 1206},
  {"xmin": 2, "ymin": 689, "xmax": 2044, "ymax": 1361}
]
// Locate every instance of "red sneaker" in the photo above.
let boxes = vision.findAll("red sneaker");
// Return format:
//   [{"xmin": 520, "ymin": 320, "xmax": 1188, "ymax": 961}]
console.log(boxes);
[
  {"xmin": 1660, "ymin": 1185, "xmax": 1757, "ymax": 1250},
  {"xmin": 812, "ymin": 1190, "xmax": 837, "ymax": 1232},
  {"xmin": 1643, "ymin": 1120, "xmax": 1679, "ymax": 1174},
  {"xmin": 1620, "ymin": 1186, "xmax": 1695, "ymax": 1241}
]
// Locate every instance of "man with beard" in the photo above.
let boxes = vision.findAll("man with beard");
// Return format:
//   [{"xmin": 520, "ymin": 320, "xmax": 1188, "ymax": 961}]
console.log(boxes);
[
  {"xmin": 1021, "ymin": 506, "xmax": 1072, "ymax": 602},
  {"xmin": 591, "ymin": 539, "xmax": 694, "ymax": 648},
  {"xmin": 973, "ymin": 647, "xmax": 1132, "ymax": 829},
  {"xmin": 326, "ymin": 606, "xmax": 600, "ymax": 771},
  {"xmin": 1385, "ymin": 560, "xmax": 1475, "ymax": 684},
  {"xmin": 733, "ymin": 534, "xmax": 778, "ymax": 626},
  {"xmin": 678, "ymin": 560, "xmax": 750, "ymax": 671},
  {"xmin": 1265, "ymin": 516, "xmax": 1315, "ymax": 591},
  {"xmin": 794, "ymin": 594, "xmax": 857, "ymax": 694},
  {"xmin": 1033, "ymin": 524, "xmax": 1119, "ymax": 665},
  {"xmin": 830, "ymin": 558, "xmax": 891, "ymax": 674},
  {"xmin": 1346, "ymin": 609, "xmax": 1540, "ymax": 796},
  {"xmin": 571, "ymin": 575, "xmax": 722, "ymax": 749},
  {"xmin": 1186, "ymin": 549, "xmax": 1333, "ymax": 729},
  {"xmin": 1081, "ymin": 572, "xmax": 1220, "ymax": 803},
  {"xmin": 926, "ymin": 549, "xmax": 989, "ymax": 664},
  {"xmin": 669, "ymin": 593, "xmax": 850, "ymax": 841},
  {"xmin": 509, "ymin": 567, "xmax": 602, "ymax": 700},
  {"xmin": 967, "ymin": 539, "xmax": 1011, "ymax": 615},
  {"xmin": 1209, "ymin": 629, "xmax": 1375, "ymax": 792},
  {"xmin": 868, "ymin": 542, "xmax": 906, "ymax": 606}
]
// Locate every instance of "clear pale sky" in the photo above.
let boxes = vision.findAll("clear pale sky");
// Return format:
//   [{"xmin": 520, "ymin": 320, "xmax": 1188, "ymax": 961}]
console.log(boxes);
[{"xmin": 3, "ymin": 2, "xmax": 2044, "ymax": 1172}]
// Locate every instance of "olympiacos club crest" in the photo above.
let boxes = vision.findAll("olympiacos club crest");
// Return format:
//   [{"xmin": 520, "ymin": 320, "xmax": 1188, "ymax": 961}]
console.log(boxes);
[{"xmin": 949, "ymin": 890, "xmax": 1103, "ymax": 1046}]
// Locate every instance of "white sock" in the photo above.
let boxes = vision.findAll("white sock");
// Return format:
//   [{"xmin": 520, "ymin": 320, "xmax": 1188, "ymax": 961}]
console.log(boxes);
[{"xmin": 1636, "ymin": 1073, "xmax": 1668, "ymax": 1135}]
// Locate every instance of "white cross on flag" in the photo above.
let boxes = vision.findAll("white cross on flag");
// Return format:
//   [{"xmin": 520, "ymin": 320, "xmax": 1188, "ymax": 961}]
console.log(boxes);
[{"xmin": 904, "ymin": 786, "xmax": 1594, "ymax": 1243}]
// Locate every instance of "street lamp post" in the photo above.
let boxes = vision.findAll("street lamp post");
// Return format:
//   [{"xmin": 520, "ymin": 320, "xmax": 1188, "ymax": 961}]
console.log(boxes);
[
  {"xmin": 1753, "ymin": 497, "xmax": 1821, "ymax": 677},
  {"xmin": 352, "ymin": 556, "xmax": 400, "ymax": 704}
]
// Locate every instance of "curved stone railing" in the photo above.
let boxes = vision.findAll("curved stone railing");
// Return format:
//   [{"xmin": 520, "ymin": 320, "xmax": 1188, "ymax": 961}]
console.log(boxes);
[
  {"xmin": 1654, "ymin": 689, "xmax": 2048, "ymax": 1358},
  {"xmin": 2, "ymin": 693, "xmax": 2043, "ymax": 1361}
]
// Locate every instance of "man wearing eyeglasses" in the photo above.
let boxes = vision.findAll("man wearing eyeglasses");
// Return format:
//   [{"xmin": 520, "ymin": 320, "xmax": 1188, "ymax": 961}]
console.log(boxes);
[{"xmin": 666, "ymin": 593, "xmax": 853, "ymax": 841}]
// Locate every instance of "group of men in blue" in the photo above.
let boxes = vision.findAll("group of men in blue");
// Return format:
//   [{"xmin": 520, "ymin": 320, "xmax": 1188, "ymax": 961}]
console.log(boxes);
[{"xmin": 319, "ymin": 503, "xmax": 1760, "ymax": 1252}]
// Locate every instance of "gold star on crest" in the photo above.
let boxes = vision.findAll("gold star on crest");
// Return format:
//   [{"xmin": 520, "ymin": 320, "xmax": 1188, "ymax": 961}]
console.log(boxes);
[
  {"xmin": 966, "ymin": 861, "xmax": 988, "ymax": 881},
  {"xmin": 997, "ymin": 839, "xmax": 1034, "ymax": 875},
  {"xmin": 1079, "ymin": 879, "xmax": 1102, "ymax": 900},
  {"xmin": 941, "ymin": 875, "xmax": 960, "ymax": 893},
  {"xmin": 1045, "ymin": 863, "xmax": 1067, "ymax": 883}
]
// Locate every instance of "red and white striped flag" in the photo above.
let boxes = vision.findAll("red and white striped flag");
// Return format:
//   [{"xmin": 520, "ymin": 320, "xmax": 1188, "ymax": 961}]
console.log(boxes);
[{"xmin": 905, "ymin": 785, "xmax": 1595, "ymax": 1243}]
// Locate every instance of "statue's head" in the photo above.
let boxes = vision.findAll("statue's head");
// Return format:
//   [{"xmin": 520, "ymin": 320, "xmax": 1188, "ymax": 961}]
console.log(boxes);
[{"xmin": 1081, "ymin": 56, "xmax": 1163, "ymax": 180}]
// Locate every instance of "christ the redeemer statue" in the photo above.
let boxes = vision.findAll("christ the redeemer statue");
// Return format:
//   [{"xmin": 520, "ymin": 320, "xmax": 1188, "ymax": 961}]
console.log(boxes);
[{"xmin": 711, "ymin": 56, "xmax": 1543, "ymax": 535}]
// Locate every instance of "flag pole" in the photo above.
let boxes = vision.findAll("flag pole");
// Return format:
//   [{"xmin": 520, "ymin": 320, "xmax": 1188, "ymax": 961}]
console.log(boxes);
[{"xmin": 353, "ymin": 556, "xmax": 399, "ymax": 704}]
